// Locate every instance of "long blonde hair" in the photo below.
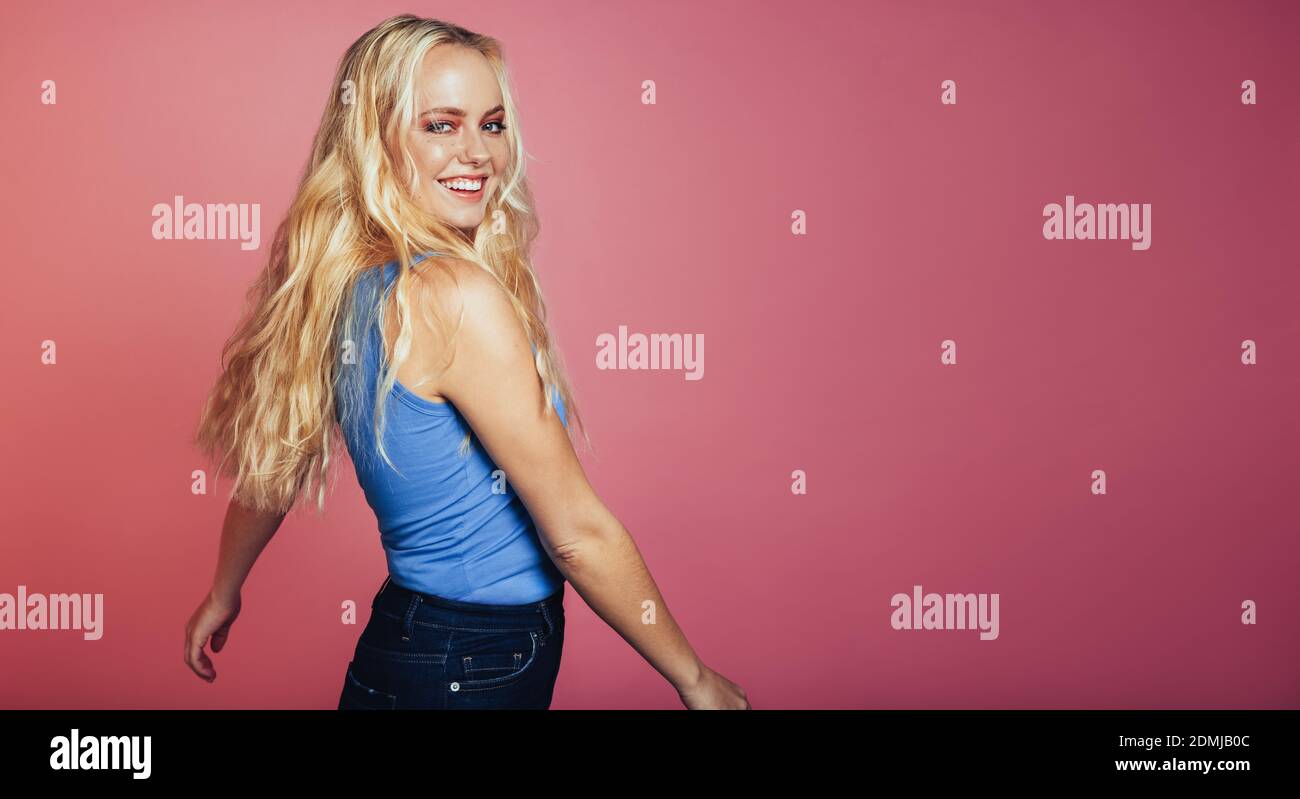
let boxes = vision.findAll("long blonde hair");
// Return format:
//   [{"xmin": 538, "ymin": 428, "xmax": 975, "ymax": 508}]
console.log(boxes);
[{"xmin": 194, "ymin": 14, "xmax": 590, "ymax": 515}]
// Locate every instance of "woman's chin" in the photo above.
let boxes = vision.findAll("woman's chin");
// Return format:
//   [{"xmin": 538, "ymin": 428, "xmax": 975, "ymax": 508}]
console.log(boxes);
[{"xmin": 433, "ymin": 209, "xmax": 482, "ymax": 230}]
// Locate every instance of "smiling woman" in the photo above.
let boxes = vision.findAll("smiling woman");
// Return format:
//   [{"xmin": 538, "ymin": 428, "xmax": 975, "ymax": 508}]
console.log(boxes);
[
  {"xmin": 402, "ymin": 46, "xmax": 511, "ymax": 229},
  {"xmin": 185, "ymin": 14, "xmax": 749, "ymax": 711}
]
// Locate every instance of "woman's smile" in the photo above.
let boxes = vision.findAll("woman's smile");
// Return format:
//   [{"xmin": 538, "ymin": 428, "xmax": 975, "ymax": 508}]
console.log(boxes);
[{"xmin": 436, "ymin": 173, "xmax": 488, "ymax": 201}]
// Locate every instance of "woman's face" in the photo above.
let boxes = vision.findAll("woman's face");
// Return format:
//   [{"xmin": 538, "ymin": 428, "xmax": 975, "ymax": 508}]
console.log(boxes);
[{"xmin": 399, "ymin": 45, "xmax": 510, "ymax": 235}]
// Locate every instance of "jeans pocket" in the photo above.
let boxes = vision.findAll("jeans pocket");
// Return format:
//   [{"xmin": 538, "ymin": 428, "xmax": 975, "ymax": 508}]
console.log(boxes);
[
  {"xmin": 449, "ymin": 629, "xmax": 539, "ymax": 693},
  {"xmin": 338, "ymin": 661, "xmax": 397, "ymax": 710},
  {"xmin": 345, "ymin": 610, "xmax": 451, "ymax": 709}
]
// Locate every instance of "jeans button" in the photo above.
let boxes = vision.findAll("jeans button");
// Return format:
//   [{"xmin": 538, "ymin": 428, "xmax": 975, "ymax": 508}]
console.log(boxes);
[{"xmin": 450, "ymin": 682, "xmax": 460, "ymax": 692}]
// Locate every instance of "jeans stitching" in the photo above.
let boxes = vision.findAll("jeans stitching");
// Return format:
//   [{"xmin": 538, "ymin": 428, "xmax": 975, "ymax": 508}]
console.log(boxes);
[
  {"xmin": 358, "ymin": 639, "xmax": 446, "ymax": 663},
  {"xmin": 454, "ymin": 630, "xmax": 539, "ymax": 692},
  {"xmin": 343, "ymin": 663, "xmax": 398, "ymax": 709},
  {"xmin": 374, "ymin": 608, "xmax": 544, "ymax": 633},
  {"xmin": 463, "ymin": 651, "xmax": 523, "ymax": 675},
  {"xmin": 539, "ymin": 602, "xmax": 556, "ymax": 647},
  {"xmin": 400, "ymin": 593, "xmax": 422, "ymax": 641}
]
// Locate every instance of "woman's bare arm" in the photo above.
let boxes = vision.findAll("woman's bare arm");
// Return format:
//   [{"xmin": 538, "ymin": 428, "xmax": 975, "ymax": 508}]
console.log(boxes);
[
  {"xmin": 411, "ymin": 260, "xmax": 716, "ymax": 695},
  {"xmin": 184, "ymin": 498, "xmax": 286, "ymax": 681},
  {"xmin": 210, "ymin": 498, "xmax": 287, "ymax": 605},
  {"xmin": 545, "ymin": 507, "xmax": 705, "ymax": 692}
]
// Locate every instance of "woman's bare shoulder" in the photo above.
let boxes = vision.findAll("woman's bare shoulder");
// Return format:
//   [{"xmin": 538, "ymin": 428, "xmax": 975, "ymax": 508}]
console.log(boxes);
[
  {"xmin": 405, "ymin": 256, "xmax": 525, "ymax": 377},
  {"xmin": 411, "ymin": 256, "xmax": 514, "ymax": 329}
]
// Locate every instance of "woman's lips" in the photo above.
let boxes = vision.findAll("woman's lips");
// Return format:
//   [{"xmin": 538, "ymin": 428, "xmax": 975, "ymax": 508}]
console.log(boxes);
[{"xmin": 437, "ymin": 177, "xmax": 486, "ymax": 202}]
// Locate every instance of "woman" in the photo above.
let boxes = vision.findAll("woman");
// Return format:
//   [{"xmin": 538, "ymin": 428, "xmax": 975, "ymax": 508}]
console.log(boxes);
[{"xmin": 182, "ymin": 14, "xmax": 748, "ymax": 710}]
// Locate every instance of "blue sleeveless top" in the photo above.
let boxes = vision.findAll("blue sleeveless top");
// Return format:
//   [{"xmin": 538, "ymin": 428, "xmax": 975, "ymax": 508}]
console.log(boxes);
[{"xmin": 335, "ymin": 254, "xmax": 566, "ymax": 604}]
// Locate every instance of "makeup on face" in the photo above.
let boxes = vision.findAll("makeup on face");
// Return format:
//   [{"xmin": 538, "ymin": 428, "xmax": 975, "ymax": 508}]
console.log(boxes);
[
  {"xmin": 417, "ymin": 103, "xmax": 506, "ymax": 213},
  {"xmin": 406, "ymin": 47, "xmax": 510, "ymax": 225}
]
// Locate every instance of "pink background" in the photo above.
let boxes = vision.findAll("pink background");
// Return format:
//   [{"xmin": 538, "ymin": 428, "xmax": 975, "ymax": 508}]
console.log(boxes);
[{"xmin": 1, "ymin": 0, "xmax": 1297, "ymax": 709}]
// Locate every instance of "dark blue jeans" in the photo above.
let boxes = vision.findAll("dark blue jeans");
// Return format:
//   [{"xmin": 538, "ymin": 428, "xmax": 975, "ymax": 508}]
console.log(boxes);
[{"xmin": 338, "ymin": 575, "xmax": 565, "ymax": 710}]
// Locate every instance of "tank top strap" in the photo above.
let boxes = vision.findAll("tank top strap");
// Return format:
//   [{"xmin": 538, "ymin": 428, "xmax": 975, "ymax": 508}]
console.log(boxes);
[{"xmin": 380, "ymin": 250, "xmax": 447, "ymax": 287}]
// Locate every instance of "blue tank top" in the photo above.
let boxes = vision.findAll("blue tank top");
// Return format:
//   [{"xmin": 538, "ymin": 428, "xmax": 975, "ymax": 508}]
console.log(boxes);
[{"xmin": 335, "ymin": 254, "xmax": 566, "ymax": 604}]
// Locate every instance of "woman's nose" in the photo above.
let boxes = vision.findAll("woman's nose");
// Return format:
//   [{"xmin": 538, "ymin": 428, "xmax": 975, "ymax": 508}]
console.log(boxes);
[{"xmin": 456, "ymin": 130, "xmax": 489, "ymax": 162}]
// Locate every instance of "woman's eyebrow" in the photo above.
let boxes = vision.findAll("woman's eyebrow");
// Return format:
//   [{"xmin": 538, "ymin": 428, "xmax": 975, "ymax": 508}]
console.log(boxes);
[{"xmin": 419, "ymin": 104, "xmax": 505, "ymax": 119}]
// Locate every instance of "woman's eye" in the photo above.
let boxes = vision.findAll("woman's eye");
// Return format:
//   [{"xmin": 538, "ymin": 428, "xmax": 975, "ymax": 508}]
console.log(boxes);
[{"xmin": 423, "ymin": 120, "xmax": 506, "ymax": 134}]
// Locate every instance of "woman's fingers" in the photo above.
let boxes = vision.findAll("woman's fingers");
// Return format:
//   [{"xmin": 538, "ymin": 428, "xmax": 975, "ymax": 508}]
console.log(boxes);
[
  {"xmin": 185, "ymin": 616, "xmax": 217, "ymax": 682},
  {"xmin": 211, "ymin": 624, "xmax": 230, "ymax": 653},
  {"xmin": 191, "ymin": 633, "xmax": 215, "ymax": 681}
]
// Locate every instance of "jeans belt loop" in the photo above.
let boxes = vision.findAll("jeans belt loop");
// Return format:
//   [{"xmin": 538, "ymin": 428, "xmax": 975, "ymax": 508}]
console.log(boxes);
[{"xmin": 400, "ymin": 592, "xmax": 421, "ymax": 641}]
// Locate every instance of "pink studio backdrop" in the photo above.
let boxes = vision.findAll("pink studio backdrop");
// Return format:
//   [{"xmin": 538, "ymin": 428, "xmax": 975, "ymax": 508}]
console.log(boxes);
[{"xmin": 1, "ymin": 0, "xmax": 1297, "ymax": 709}]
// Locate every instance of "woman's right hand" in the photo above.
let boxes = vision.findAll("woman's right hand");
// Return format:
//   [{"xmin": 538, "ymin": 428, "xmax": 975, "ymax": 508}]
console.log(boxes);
[
  {"xmin": 677, "ymin": 663, "xmax": 751, "ymax": 709},
  {"xmin": 184, "ymin": 589, "xmax": 241, "ymax": 683}
]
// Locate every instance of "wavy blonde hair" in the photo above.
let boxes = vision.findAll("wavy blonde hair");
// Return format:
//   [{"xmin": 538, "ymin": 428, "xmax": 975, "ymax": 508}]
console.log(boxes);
[{"xmin": 194, "ymin": 14, "xmax": 590, "ymax": 515}]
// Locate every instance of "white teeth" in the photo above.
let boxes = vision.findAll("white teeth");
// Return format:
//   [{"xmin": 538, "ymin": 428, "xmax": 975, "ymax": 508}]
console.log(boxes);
[{"xmin": 438, "ymin": 178, "xmax": 482, "ymax": 191}]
